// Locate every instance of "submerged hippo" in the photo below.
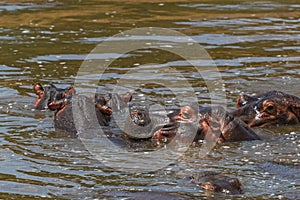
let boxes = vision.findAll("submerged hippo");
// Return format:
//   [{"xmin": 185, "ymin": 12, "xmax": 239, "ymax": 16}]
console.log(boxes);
[
  {"xmin": 124, "ymin": 105, "xmax": 260, "ymax": 143},
  {"xmin": 48, "ymin": 92, "xmax": 132, "ymax": 135},
  {"xmin": 187, "ymin": 171, "xmax": 242, "ymax": 195},
  {"xmin": 33, "ymin": 82, "xmax": 75, "ymax": 110},
  {"xmin": 232, "ymin": 90, "xmax": 300, "ymax": 127}
]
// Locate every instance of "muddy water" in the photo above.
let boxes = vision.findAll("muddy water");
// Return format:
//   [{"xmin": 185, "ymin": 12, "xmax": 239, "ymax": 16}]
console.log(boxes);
[{"xmin": 0, "ymin": 0, "xmax": 299, "ymax": 199}]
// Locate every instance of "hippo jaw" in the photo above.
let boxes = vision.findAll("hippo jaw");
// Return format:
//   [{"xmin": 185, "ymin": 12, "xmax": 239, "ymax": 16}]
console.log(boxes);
[{"xmin": 152, "ymin": 124, "xmax": 174, "ymax": 142}]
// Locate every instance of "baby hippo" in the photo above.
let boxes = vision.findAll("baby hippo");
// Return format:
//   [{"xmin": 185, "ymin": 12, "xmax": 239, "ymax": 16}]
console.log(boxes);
[{"xmin": 232, "ymin": 90, "xmax": 300, "ymax": 127}]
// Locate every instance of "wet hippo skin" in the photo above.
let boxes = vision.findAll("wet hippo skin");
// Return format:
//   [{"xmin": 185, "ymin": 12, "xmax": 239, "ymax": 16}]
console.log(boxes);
[
  {"xmin": 33, "ymin": 82, "xmax": 75, "ymax": 110},
  {"xmin": 187, "ymin": 171, "xmax": 243, "ymax": 195},
  {"xmin": 232, "ymin": 90, "xmax": 300, "ymax": 127},
  {"xmin": 48, "ymin": 95, "xmax": 106, "ymax": 135}
]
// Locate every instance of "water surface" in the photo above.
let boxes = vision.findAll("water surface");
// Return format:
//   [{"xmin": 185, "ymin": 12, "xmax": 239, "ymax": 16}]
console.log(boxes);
[{"xmin": 0, "ymin": 0, "xmax": 299, "ymax": 199}]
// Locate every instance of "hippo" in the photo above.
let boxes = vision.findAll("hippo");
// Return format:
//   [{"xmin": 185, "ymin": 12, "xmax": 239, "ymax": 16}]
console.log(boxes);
[
  {"xmin": 48, "ymin": 92, "xmax": 132, "ymax": 135},
  {"xmin": 232, "ymin": 90, "xmax": 300, "ymax": 127},
  {"xmin": 124, "ymin": 105, "xmax": 260, "ymax": 143},
  {"xmin": 33, "ymin": 82, "xmax": 75, "ymax": 110},
  {"xmin": 48, "ymin": 95, "xmax": 110, "ymax": 135},
  {"xmin": 187, "ymin": 171, "xmax": 243, "ymax": 195}
]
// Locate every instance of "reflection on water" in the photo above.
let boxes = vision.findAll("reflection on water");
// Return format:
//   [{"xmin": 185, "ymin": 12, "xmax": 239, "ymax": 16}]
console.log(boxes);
[{"xmin": 0, "ymin": 0, "xmax": 299, "ymax": 199}]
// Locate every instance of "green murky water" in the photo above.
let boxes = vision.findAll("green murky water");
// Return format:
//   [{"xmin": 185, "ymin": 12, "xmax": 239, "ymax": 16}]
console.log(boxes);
[{"xmin": 0, "ymin": 0, "xmax": 299, "ymax": 199}]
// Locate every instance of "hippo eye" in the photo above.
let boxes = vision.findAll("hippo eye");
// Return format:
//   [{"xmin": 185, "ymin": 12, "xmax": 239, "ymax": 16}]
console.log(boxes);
[{"xmin": 265, "ymin": 104, "xmax": 276, "ymax": 114}]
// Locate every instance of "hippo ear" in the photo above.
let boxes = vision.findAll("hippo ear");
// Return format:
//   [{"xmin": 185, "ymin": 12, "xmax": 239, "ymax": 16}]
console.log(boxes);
[
  {"xmin": 236, "ymin": 94, "xmax": 257, "ymax": 108},
  {"xmin": 66, "ymin": 86, "xmax": 75, "ymax": 95},
  {"xmin": 122, "ymin": 92, "xmax": 132, "ymax": 103},
  {"xmin": 33, "ymin": 82, "xmax": 44, "ymax": 92}
]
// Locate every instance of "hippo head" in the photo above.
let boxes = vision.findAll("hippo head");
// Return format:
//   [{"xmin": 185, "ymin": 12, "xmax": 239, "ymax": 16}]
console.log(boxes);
[
  {"xmin": 232, "ymin": 91, "xmax": 300, "ymax": 127},
  {"xmin": 189, "ymin": 172, "xmax": 243, "ymax": 195},
  {"xmin": 33, "ymin": 83, "xmax": 75, "ymax": 110},
  {"xmin": 198, "ymin": 106, "xmax": 259, "ymax": 142}
]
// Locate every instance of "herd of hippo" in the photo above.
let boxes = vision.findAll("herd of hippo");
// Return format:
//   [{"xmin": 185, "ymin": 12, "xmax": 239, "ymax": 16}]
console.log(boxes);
[{"xmin": 33, "ymin": 82, "xmax": 300, "ymax": 195}]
